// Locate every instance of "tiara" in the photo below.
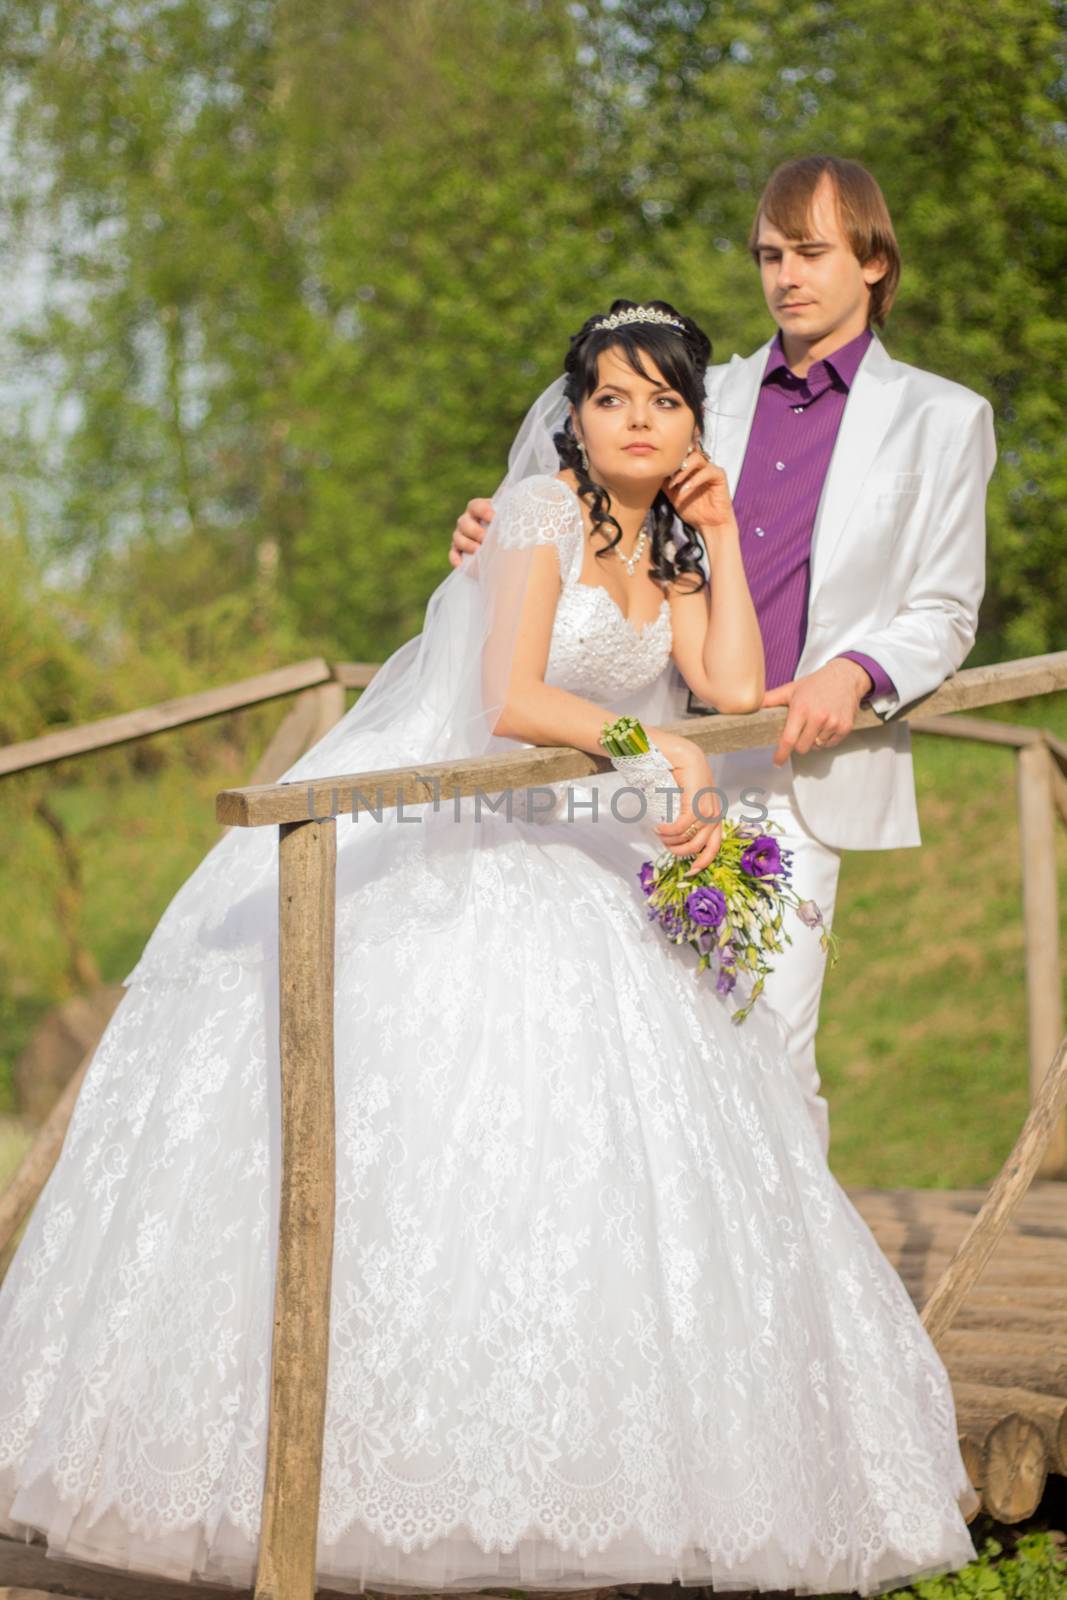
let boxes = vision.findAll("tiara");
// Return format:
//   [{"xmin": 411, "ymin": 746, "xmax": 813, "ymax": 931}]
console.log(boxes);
[{"xmin": 590, "ymin": 306, "xmax": 686, "ymax": 334}]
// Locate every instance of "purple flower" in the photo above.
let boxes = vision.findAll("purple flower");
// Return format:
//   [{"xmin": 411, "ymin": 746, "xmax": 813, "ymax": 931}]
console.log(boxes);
[
  {"xmin": 685, "ymin": 886, "xmax": 727, "ymax": 927},
  {"xmin": 637, "ymin": 862, "xmax": 656, "ymax": 897},
  {"xmin": 716, "ymin": 963, "xmax": 737, "ymax": 996},
  {"xmin": 796, "ymin": 899, "xmax": 824, "ymax": 929},
  {"xmin": 740, "ymin": 834, "xmax": 782, "ymax": 878}
]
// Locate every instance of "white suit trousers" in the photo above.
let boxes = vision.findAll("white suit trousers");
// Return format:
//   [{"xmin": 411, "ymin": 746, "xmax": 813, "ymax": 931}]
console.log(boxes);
[{"xmin": 717, "ymin": 746, "xmax": 842, "ymax": 1160}]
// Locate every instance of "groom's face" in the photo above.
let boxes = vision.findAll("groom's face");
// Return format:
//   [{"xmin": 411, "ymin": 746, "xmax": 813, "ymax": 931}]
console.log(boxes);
[{"xmin": 753, "ymin": 174, "xmax": 885, "ymax": 349}]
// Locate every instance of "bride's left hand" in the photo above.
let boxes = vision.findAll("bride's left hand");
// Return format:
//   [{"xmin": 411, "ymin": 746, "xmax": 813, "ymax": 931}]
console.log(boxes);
[
  {"xmin": 655, "ymin": 741, "xmax": 724, "ymax": 876},
  {"xmin": 662, "ymin": 449, "xmax": 736, "ymax": 534}
]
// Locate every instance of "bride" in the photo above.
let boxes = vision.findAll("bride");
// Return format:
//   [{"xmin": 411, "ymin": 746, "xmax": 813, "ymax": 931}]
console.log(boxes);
[{"xmin": 0, "ymin": 299, "xmax": 979, "ymax": 1596}]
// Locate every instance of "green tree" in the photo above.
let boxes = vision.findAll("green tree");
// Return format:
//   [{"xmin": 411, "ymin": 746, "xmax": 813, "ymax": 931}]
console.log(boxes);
[
  {"xmin": 1, "ymin": 0, "xmax": 1063, "ymax": 678},
  {"xmin": 0, "ymin": 0, "xmax": 644, "ymax": 666},
  {"xmin": 592, "ymin": 0, "xmax": 1067, "ymax": 659}
]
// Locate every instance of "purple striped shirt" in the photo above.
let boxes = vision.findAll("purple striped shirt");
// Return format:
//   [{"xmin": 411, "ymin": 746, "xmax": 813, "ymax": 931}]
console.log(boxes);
[{"xmin": 731, "ymin": 326, "xmax": 894, "ymax": 698}]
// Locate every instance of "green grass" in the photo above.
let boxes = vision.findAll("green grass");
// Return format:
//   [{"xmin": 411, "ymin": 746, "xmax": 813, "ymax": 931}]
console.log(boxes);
[
  {"xmin": 0, "ymin": 701, "xmax": 285, "ymax": 1115},
  {"xmin": 895, "ymin": 1529, "xmax": 1067, "ymax": 1598},
  {"xmin": 819, "ymin": 691, "xmax": 1067, "ymax": 1191}
]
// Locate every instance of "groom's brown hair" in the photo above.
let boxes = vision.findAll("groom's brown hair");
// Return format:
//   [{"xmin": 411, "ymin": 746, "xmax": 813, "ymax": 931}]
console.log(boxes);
[{"xmin": 747, "ymin": 156, "xmax": 901, "ymax": 328}]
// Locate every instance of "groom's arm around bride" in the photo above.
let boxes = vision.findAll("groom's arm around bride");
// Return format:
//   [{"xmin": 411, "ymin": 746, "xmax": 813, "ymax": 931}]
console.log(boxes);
[{"xmin": 450, "ymin": 153, "xmax": 996, "ymax": 854}]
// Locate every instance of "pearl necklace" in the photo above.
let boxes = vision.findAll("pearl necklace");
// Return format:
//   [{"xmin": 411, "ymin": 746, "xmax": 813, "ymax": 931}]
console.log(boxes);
[{"xmin": 616, "ymin": 513, "xmax": 652, "ymax": 577}]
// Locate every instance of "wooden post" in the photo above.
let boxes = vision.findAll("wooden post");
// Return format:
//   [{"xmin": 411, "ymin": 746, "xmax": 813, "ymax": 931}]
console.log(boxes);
[
  {"xmin": 254, "ymin": 817, "xmax": 337, "ymax": 1600},
  {"xmin": 920, "ymin": 1035, "xmax": 1067, "ymax": 1343},
  {"xmin": 1016, "ymin": 742, "xmax": 1066, "ymax": 1178},
  {"xmin": 309, "ymin": 681, "xmax": 347, "ymax": 745}
]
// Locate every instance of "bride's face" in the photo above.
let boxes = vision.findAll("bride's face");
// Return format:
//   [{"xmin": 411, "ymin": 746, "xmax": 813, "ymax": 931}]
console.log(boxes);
[{"xmin": 573, "ymin": 345, "xmax": 698, "ymax": 492}]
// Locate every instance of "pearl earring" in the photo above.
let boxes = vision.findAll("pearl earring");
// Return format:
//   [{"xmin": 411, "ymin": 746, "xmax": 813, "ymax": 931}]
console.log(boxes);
[{"xmin": 578, "ymin": 439, "xmax": 589, "ymax": 473}]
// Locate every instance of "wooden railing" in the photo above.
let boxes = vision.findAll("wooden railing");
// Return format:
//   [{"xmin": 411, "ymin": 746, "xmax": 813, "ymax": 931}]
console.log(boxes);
[
  {"xmin": 209, "ymin": 651, "xmax": 1067, "ymax": 1600},
  {"xmin": 2, "ymin": 650, "xmax": 1067, "ymax": 1600},
  {"xmin": 0, "ymin": 658, "xmax": 363, "ymax": 782}
]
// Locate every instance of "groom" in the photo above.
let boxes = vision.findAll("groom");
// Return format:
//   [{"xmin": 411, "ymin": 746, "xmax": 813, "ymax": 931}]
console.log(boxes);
[{"xmin": 448, "ymin": 155, "xmax": 996, "ymax": 1158}]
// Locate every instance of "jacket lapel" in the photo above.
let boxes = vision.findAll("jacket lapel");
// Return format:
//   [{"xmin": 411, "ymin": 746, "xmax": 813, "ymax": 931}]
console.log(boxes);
[
  {"xmin": 704, "ymin": 338, "xmax": 774, "ymax": 495},
  {"xmin": 806, "ymin": 334, "xmax": 907, "ymax": 599}
]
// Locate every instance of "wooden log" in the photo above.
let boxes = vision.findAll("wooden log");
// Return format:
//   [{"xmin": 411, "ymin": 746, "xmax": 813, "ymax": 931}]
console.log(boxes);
[
  {"xmin": 851, "ymin": 1178, "xmax": 1067, "ymax": 1211},
  {"xmin": 897, "ymin": 1250, "xmax": 1067, "ymax": 1290},
  {"xmin": 851, "ymin": 1264, "xmax": 1067, "ymax": 1326},
  {"xmin": 853, "ymin": 1190, "xmax": 1067, "ymax": 1228},
  {"xmin": 981, "ymin": 1413, "xmax": 1047, "ymax": 1523},
  {"xmin": 1017, "ymin": 746, "xmax": 1067, "ymax": 1177},
  {"xmin": 883, "ymin": 1223, "xmax": 1067, "ymax": 1274},
  {"xmin": 253, "ymin": 818, "xmax": 336, "ymax": 1600},
  {"xmin": 917, "ymin": 1036, "xmax": 1067, "ymax": 1344},
  {"xmin": 851, "ymin": 1181, "xmax": 1067, "ymax": 1215},
  {"xmin": 899, "ymin": 1270, "xmax": 1067, "ymax": 1313},
  {"xmin": 0, "ymin": 659, "xmax": 333, "ymax": 778},
  {"xmin": 217, "ymin": 651, "xmax": 1067, "ymax": 828},
  {"xmin": 951, "ymin": 1380, "xmax": 1067, "ymax": 1474},
  {"xmin": 858, "ymin": 1216, "xmax": 1067, "ymax": 1253},
  {"xmin": 947, "ymin": 1298, "xmax": 1067, "ymax": 1336},
  {"xmin": 939, "ymin": 1329, "xmax": 1067, "ymax": 1394},
  {"xmin": 857, "ymin": 1196, "xmax": 1067, "ymax": 1228},
  {"xmin": 952, "ymin": 1282, "xmax": 1067, "ymax": 1309},
  {"xmin": 880, "ymin": 1247, "xmax": 1067, "ymax": 1294},
  {"xmin": 957, "ymin": 1433, "xmax": 985, "ymax": 1498},
  {"xmin": 0, "ymin": 1047, "xmax": 93, "ymax": 1280}
]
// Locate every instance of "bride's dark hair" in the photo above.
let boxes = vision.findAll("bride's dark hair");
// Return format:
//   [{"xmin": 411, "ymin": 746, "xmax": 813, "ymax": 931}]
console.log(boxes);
[{"xmin": 553, "ymin": 298, "xmax": 712, "ymax": 593}]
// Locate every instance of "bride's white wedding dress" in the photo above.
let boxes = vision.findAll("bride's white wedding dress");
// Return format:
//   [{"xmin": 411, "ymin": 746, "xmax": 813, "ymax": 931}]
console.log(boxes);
[{"xmin": 0, "ymin": 476, "xmax": 978, "ymax": 1596}]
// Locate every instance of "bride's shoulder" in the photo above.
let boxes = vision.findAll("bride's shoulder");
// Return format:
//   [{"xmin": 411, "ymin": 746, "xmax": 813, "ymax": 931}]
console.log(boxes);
[{"xmin": 490, "ymin": 472, "xmax": 583, "ymax": 549}]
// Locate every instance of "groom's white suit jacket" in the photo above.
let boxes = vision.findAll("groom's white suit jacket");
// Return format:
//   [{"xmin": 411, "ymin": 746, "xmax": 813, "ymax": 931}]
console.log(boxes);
[{"xmin": 699, "ymin": 330, "xmax": 996, "ymax": 852}]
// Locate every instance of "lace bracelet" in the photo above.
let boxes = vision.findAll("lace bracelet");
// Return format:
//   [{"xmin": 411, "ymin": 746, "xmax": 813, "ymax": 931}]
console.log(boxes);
[{"xmin": 599, "ymin": 717, "xmax": 679, "ymax": 825}]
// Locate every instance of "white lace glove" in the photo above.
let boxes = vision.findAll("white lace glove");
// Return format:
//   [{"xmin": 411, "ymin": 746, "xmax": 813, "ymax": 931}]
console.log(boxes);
[{"xmin": 607, "ymin": 742, "xmax": 679, "ymax": 826}]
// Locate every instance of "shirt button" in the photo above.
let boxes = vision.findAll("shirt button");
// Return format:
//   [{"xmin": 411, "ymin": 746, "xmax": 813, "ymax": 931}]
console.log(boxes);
[
  {"xmin": 755, "ymin": 527, "xmax": 766, "ymax": 538},
  {"xmin": 775, "ymin": 461, "xmax": 785, "ymax": 471}
]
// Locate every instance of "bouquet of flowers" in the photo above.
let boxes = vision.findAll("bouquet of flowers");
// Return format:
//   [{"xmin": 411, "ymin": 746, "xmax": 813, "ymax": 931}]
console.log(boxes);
[{"xmin": 599, "ymin": 715, "xmax": 840, "ymax": 1024}]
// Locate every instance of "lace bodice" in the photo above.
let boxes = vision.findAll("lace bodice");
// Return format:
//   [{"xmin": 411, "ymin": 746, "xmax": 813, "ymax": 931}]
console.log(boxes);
[{"xmin": 493, "ymin": 475, "xmax": 674, "ymax": 704}]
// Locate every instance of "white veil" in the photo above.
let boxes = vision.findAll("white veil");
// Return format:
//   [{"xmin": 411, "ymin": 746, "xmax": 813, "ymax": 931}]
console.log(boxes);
[{"xmin": 123, "ymin": 377, "xmax": 692, "ymax": 991}]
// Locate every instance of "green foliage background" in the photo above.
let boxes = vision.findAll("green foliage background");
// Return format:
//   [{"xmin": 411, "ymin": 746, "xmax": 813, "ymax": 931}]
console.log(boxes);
[
  {"xmin": 1, "ymin": 0, "xmax": 1065, "ymax": 1178},
  {"xmin": 3, "ymin": 0, "xmax": 1065, "ymax": 678}
]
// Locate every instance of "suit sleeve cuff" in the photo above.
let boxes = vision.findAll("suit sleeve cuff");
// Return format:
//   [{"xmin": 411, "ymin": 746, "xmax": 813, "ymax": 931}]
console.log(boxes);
[{"xmin": 836, "ymin": 651, "xmax": 897, "ymax": 703}]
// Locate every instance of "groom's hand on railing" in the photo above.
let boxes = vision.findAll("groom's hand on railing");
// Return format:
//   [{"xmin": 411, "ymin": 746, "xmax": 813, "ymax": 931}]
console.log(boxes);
[
  {"xmin": 449, "ymin": 497, "xmax": 494, "ymax": 571},
  {"xmin": 762, "ymin": 659, "xmax": 874, "ymax": 766}
]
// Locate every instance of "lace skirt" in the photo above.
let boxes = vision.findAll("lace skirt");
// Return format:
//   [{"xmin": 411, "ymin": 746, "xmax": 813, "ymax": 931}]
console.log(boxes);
[{"xmin": 0, "ymin": 798, "xmax": 978, "ymax": 1594}]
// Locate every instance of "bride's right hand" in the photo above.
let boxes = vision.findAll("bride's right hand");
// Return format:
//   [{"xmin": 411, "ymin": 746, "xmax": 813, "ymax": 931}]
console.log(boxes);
[
  {"xmin": 448, "ymin": 497, "xmax": 494, "ymax": 568},
  {"xmin": 654, "ymin": 738, "xmax": 724, "ymax": 875}
]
